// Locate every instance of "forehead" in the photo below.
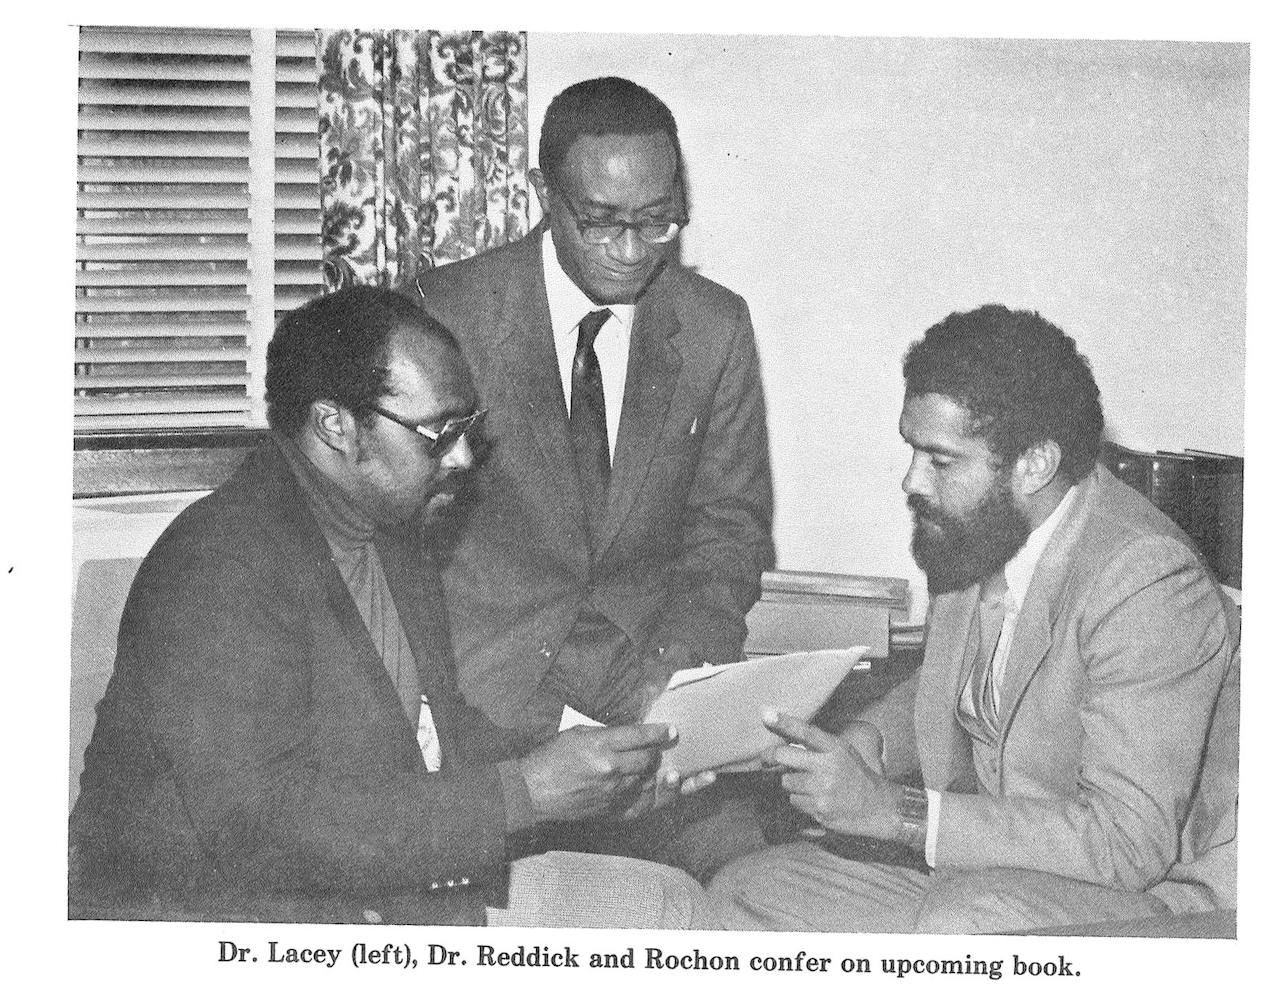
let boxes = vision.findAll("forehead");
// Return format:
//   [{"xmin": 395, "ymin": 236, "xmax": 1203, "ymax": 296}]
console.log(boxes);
[
  {"xmin": 384, "ymin": 325, "xmax": 475, "ymax": 419},
  {"xmin": 558, "ymin": 131, "xmax": 678, "ymax": 209},
  {"xmin": 899, "ymin": 393, "xmax": 992, "ymax": 457}
]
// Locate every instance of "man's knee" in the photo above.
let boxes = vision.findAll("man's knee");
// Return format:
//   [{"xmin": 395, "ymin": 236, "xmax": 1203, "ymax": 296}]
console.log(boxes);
[
  {"xmin": 497, "ymin": 851, "xmax": 712, "ymax": 929},
  {"xmin": 913, "ymin": 868, "xmax": 1168, "ymax": 935},
  {"xmin": 709, "ymin": 843, "xmax": 930, "ymax": 932},
  {"xmin": 608, "ymin": 854, "xmax": 710, "ymax": 924}
]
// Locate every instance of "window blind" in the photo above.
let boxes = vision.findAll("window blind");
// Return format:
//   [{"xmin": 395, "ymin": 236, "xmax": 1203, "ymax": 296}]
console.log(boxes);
[
  {"xmin": 75, "ymin": 26, "xmax": 321, "ymax": 434},
  {"xmin": 273, "ymin": 30, "xmax": 324, "ymax": 318}
]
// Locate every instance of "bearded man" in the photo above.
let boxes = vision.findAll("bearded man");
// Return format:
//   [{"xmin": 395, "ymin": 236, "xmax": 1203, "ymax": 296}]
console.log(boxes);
[{"xmin": 709, "ymin": 304, "xmax": 1239, "ymax": 934}]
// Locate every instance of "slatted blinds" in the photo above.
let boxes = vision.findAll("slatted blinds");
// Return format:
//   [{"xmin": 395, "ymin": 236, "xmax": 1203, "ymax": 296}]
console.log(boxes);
[{"xmin": 75, "ymin": 27, "xmax": 322, "ymax": 432}]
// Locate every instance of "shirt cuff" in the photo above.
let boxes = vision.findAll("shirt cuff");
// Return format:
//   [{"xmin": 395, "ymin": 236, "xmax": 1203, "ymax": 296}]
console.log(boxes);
[{"xmin": 924, "ymin": 788, "xmax": 941, "ymax": 869}]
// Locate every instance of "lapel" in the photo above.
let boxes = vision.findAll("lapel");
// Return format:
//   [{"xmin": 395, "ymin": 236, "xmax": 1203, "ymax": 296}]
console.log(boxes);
[
  {"xmin": 264, "ymin": 443, "xmax": 425, "ymax": 762},
  {"xmin": 491, "ymin": 230, "xmax": 591, "ymax": 553},
  {"xmin": 918, "ymin": 585, "xmax": 983, "ymax": 789},
  {"xmin": 379, "ymin": 524, "xmax": 472, "ymax": 768},
  {"xmin": 376, "ymin": 525, "xmax": 451, "ymax": 700},
  {"xmin": 996, "ymin": 470, "xmax": 1097, "ymax": 743},
  {"xmin": 594, "ymin": 268, "xmax": 683, "ymax": 557}
]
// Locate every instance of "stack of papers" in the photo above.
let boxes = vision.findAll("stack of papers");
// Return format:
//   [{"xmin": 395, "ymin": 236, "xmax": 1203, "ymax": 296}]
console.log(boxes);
[{"xmin": 559, "ymin": 647, "xmax": 869, "ymax": 775}]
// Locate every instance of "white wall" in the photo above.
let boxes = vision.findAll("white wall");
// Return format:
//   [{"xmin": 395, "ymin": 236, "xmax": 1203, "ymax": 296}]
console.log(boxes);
[{"xmin": 527, "ymin": 34, "xmax": 1249, "ymax": 617}]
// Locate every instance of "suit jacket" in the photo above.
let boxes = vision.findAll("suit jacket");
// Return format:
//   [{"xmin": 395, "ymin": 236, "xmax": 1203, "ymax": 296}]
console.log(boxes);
[
  {"xmin": 866, "ymin": 466, "xmax": 1238, "ymax": 909},
  {"xmin": 69, "ymin": 440, "xmax": 529, "ymax": 925},
  {"xmin": 411, "ymin": 229, "xmax": 774, "ymax": 731}
]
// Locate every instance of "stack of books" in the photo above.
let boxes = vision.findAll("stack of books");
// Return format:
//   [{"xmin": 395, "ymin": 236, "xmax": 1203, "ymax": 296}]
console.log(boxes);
[
  {"xmin": 745, "ymin": 570, "xmax": 910, "ymax": 660},
  {"xmin": 1101, "ymin": 442, "xmax": 1243, "ymax": 589}
]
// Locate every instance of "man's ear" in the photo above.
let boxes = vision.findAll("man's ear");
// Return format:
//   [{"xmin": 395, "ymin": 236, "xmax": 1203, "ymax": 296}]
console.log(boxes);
[
  {"xmin": 1014, "ymin": 439, "xmax": 1062, "ymax": 496},
  {"xmin": 309, "ymin": 399, "xmax": 353, "ymax": 455},
  {"xmin": 529, "ymin": 167, "xmax": 551, "ymax": 217}
]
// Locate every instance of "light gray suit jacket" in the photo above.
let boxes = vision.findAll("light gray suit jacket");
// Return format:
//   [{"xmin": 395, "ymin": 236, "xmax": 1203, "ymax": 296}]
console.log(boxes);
[
  {"xmin": 868, "ymin": 466, "xmax": 1238, "ymax": 910},
  {"xmin": 410, "ymin": 229, "xmax": 775, "ymax": 732}
]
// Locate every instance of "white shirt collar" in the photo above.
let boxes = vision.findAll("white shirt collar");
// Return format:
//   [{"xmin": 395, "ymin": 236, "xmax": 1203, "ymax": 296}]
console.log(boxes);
[
  {"xmin": 541, "ymin": 230, "xmax": 636, "ymax": 335},
  {"xmin": 1003, "ymin": 483, "xmax": 1079, "ymax": 611}
]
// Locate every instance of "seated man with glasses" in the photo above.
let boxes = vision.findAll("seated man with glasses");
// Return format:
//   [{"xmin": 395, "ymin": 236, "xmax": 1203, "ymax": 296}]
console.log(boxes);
[
  {"xmin": 411, "ymin": 76, "xmax": 774, "ymax": 776},
  {"xmin": 69, "ymin": 286, "xmax": 719, "ymax": 927}
]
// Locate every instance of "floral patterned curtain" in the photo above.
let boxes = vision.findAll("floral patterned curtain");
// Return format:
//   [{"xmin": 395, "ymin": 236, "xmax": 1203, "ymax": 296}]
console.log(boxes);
[{"xmin": 317, "ymin": 29, "xmax": 529, "ymax": 289}]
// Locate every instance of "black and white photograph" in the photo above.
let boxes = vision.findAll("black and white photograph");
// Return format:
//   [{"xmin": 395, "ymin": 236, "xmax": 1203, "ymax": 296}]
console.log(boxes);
[{"xmin": 9, "ymin": 2, "xmax": 1277, "ymax": 1000}]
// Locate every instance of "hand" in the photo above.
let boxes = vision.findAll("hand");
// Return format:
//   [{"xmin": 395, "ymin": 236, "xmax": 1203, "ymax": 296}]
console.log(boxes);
[
  {"xmin": 794, "ymin": 720, "xmax": 887, "ymax": 838},
  {"xmin": 762, "ymin": 708, "xmax": 902, "ymax": 841},
  {"xmin": 520, "ymin": 723, "xmax": 676, "ymax": 823},
  {"xmin": 619, "ymin": 766, "xmax": 718, "ymax": 821}
]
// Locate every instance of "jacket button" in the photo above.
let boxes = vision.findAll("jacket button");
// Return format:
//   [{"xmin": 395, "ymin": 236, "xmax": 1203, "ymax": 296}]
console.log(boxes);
[
  {"xmin": 429, "ymin": 881, "xmax": 440, "ymax": 891},
  {"xmin": 460, "ymin": 876, "xmax": 470, "ymax": 886},
  {"xmin": 539, "ymin": 645, "xmax": 553, "ymax": 659},
  {"xmin": 362, "ymin": 908, "xmax": 383, "ymax": 924}
]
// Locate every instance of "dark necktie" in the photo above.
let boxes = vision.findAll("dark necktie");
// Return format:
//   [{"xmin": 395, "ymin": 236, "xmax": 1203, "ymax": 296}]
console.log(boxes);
[{"xmin": 570, "ymin": 308, "xmax": 612, "ymax": 543}]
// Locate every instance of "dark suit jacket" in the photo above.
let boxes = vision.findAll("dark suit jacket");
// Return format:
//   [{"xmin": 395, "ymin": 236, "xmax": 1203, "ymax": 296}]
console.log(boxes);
[
  {"xmin": 865, "ymin": 467, "xmax": 1239, "ymax": 909},
  {"xmin": 411, "ymin": 229, "xmax": 775, "ymax": 731},
  {"xmin": 69, "ymin": 441, "xmax": 528, "ymax": 925}
]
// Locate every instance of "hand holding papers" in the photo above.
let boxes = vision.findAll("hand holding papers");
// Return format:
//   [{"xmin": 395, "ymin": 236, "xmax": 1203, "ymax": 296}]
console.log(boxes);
[
  {"xmin": 519, "ymin": 722, "xmax": 677, "ymax": 822},
  {"xmin": 643, "ymin": 647, "xmax": 869, "ymax": 776},
  {"xmin": 762, "ymin": 709, "xmax": 897, "ymax": 841}
]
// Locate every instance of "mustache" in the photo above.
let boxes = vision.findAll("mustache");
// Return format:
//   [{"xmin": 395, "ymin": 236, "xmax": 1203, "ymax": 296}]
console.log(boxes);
[{"xmin": 907, "ymin": 494, "xmax": 942, "ymax": 521}]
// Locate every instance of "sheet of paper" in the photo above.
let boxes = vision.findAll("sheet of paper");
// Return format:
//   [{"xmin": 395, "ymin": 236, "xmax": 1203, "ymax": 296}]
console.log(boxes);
[
  {"xmin": 557, "ymin": 663, "xmax": 763, "ymax": 731},
  {"xmin": 558, "ymin": 705, "xmax": 605, "ymax": 731},
  {"xmin": 644, "ymin": 647, "xmax": 869, "ymax": 776},
  {"xmin": 667, "ymin": 663, "xmax": 726, "ymax": 689}
]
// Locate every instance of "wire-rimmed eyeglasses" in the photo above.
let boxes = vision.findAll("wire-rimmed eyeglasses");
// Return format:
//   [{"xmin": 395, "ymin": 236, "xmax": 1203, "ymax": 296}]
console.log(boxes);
[{"xmin": 369, "ymin": 405, "xmax": 487, "ymax": 459}]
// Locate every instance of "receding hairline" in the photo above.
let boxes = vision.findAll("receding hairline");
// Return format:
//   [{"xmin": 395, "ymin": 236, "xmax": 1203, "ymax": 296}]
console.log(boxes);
[
  {"xmin": 390, "ymin": 310, "xmax": 457, "ymax": 349},
  {"xmin": 382, "ymin": 316, "xmax": 473, "ymax": 399}
]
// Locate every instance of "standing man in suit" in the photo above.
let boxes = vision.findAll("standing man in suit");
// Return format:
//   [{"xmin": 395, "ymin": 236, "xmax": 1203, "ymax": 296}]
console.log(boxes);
[
  {"xmin": 710, "ymin": 305, "xmax": 1239, "ymax": 933},
  {"xmin": 412, "ymin": 77, "xmax": 774, "ymax": 737},
  {"xmin": 69, "ymin": 287, "xmax": 717, "ymax": 928}
]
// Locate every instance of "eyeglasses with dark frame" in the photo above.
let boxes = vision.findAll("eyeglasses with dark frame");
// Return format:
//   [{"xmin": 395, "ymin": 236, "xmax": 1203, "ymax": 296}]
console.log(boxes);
[
  {"xmin": 550, "ymin": 183, "xmax": 687, "ymax": 246},
  {"xmin": 369, "ymin": 405, "xmax": 487, "ymax": 459}
]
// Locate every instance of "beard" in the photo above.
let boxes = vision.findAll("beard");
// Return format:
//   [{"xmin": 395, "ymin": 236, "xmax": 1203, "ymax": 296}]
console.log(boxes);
[
  {"xmin": 351, "ymin": 425, "xmax": 472, "ymax": 531},
  {"xmin": 909, "ymin": 481, "xmax": 1031, "ymax": 595}
]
